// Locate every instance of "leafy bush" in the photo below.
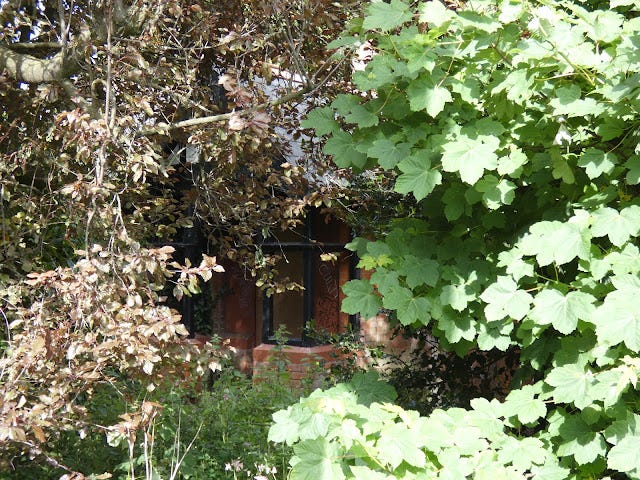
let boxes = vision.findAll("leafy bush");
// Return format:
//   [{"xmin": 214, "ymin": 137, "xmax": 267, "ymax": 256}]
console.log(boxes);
[{"xmin": 297, "ymin": 0, "xmax": 640, "ymax": 478}]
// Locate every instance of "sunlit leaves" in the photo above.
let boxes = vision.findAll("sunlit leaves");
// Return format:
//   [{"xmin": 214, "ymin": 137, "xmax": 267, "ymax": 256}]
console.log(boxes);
[
  {"xmin": 502, "ymin": 385, "xmax": 547, "ymax": 424},
  {"xmin": 406, "ymin": 77, "xmax": 453, "ymax": 117},
  {"xmin": 520, "ymin": 221, "xmax": 591, "ymax": 266},
  {"xmin": 440, "ymin": 134, "xmax": 500, "ymax": 185},
  {"xmin": 545, "ymin": 364, "xmax": 594, "ymax": 409},
  {"xmin": 395, "ymin": 152, "xmax": 442, "ymax": 201},
  {"xmin": 290, "ymin": 439, "xmax": 346, "ymax": 480},
  {"xmin": 363, "ymin": 0, "xmax": 413, "ymax": 31},
  {"xmin": 590, "ymin": 206, "xmax": 640, "ymax": 247},
  {"xmin": 418, "ymin": 0, "xmax": 456, "ymax": 26},
  {"xmin": 529, "ymin": 289, "xmax": 595, "ymax": 334},
  {"xmin": 594, "ymin": 281, "xmax": 640, "ymax": 352},
  {"xmin": 480, "ymin": 276, "xmax": 532, "ymax": 321}
]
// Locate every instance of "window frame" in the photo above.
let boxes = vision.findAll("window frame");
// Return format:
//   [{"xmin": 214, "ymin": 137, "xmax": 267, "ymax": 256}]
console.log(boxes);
[{"xmin": 260, "ymin": 215, "xmax": 355, "ymax": 346}]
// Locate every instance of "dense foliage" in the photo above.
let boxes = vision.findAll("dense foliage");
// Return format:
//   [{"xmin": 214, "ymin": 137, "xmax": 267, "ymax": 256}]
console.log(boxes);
[{"xmin": 271, "ymin": 0, "xmax": 640, "ymax": 478}]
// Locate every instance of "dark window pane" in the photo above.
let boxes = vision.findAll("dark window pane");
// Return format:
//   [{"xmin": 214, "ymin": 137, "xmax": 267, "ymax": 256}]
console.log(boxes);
[{"xmin": 272, "ymin": 251, "xmax": 304, "ymax": 340}]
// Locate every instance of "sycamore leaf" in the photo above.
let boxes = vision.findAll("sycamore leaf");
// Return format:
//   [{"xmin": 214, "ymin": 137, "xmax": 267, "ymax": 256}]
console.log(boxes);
[
  {"xmin": 556, "ymin": 414, "xmax": 607, "ymax": 465},
  {"xmin": 625, "ymin": 155, "xmax": 640, "ymax": 184},
  {"xmin": 290, "ymin": 439, "xmax": 346, "ymax": 480},
  {"xmin": 607, "ymin": 436, "xmax": 640, "ymax": 474},
  {"xmin": 441, "ymin": 134, "xmax": 500, "ymax": 184},
  {"xmin": 590, "ymin": 206, "xmax": 640, "ymax": 247},
  {"xmin": 395, "ymin": 152, "xmax": 442, "ymax": 201},
  {"xmin": 497, "ymin": 437, "xmax": 548, "ymax": 471},
  {"xmin": 520, "ymin": 220, "xmax": 591, "ymax": 266},
  {"xmin": 594, "ymin": 285, "xmax": 640, "ymax": 352},
  {"xmin": 377, "ymin": 423, "xmax": 426, "ymax": 469},
  {"xmin": 363, "ymin": 0, "xmax": 413, "ymax": 31},
  {"xmin": 480, "ymin": 276, "xmax": 532, "ymax": 321},
  {"xmin": 368, "ymin": 139, "xmax": 412, "ymax": 170},
  {"xmin": 440, "ymin": 283, "xmax": 476, "ymax": 312},
  {"xmin": 398, "ymin": 255, "xmax": 439, "ymax": 288},
  {"xmin": 474, "ymin": 175, "xmax": 516, "ymax": 209},
  {"xmin": 341, "ymin": 279, "xmax": 382, "ymax": 319},
  {"xmin": 301, "ymin": 107, "xmax": 339, "ymax": 135},
  {"xmin": 323, "ymin": 131, "xmax": 368, "ymax": 168},
  {"xmin": 407, "ymin": 76, "xmax": 453, "ymax": 117},
  {"xmin": 529, "ymin": 289, "xmax": 595, "ymax": 334},
  {"xmin": 503, "ymin": 385, "xmax": 547, "ymax": 424},
  {"xmin": 577, "ymin": 148, "xmax": 617, "ymax": 179},
  {"xmin": 418, "ymin": 0, "xmax": 456, "ymax": 26},
  {"xmin": 545, "ymin": 364, "xmax": 594, "ymax": 409},
  {"xmin": 383, "ymin": 286, "xmax": 431, "ymax": 326}
]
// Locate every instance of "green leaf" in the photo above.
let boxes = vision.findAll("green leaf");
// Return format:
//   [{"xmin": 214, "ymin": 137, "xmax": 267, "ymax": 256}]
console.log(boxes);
[
  {"xmin": 324, "ymin": 131, "xmax": 368, "ymax": 168},
  {"xmin": 594, "ymin": 284, "xmax": 640, "ymax": 352},
  {"xmin": 349, "ymin": 466, "xmax": 395, "ymax": 480},
  {"xmin": 497, "ymin": 147, "xmax": 528, "ymax": 176},
  {"xmin": 550, "ymin": 85, "xmax": 606, "ymax": 118},
  {"xmin": 503, "ymin": 385, "xmax": 547, "ymax": 424},
  {"xmin": 398, "ymin": 255, "xmax": 439, "ymax": 288},
  {"xmin": 555, "ymin": 412, "xmax": 608, "ymax": 465},
  {"xmin": 418, "ymin": 0, "xmax": 455, "ymax": 26},
  {"xmin": 395, "ymin": 152, "xmax": 442, "ymax": 201},
  {"xmin": 497, "ymin": 437, "xmax": 548, "ymax": 471},
  {"xmin": 440, "ymin": 283, "xmax": 476, "ymax": 312},
  {"xmin": 406, "ymin": 76, "xmax": 453, "ymax": 116},
  {"xmin": 383, "ymin": 286, "xmax": 431, "ymax": 326},
  {"xmin": 332, "ymin": 94, "xmax": 379, "ymax": 128},
  {"xmin": 590, "ymin": 206, "xmax": 640, "ymax": 247},
  {"xmin": 377, "ymin": 423, "xmax": 426, "ymax": 469},
  {"xmin": 529, "ymin": 289, "xmax": 595, "ymax": 334},
  {"xmin": 607, "ymin": 436, "xmax": 640, "ymax": 474},
  {"xmin": 301, "ymin": 107, "xmax": 339, "ymax": 135},
  {"xmin": 577, "ymin": 148, "xmax": 617, "ymax": 179},
  {"xmin": 368, "ymin": 139, "xmax": 412, "ymax": 170},
  {"xmin": 475, "ymin": 175, "xmax": 516, "ymax": 210},
  {"xmin": 545, "ymin": 364, "xmax": 594, "ymax": 409},
  {"xmin": 625, "ymin": 155, "xmax": 640, "ymax": 184},
  {"xmin": 441, "ymin": 134, "xmax": 500, "ymax": 185},
  {"xmin": 341, "ymin": 279, "xmax": 382, "ymax": 318},
  {"xmin": 480, "ymin": 276, "xmax": 532, "ymax": 321},
  {"xmin": 363, "ymin": 0, "xmax": 413, "ymax": 31},
  {"xmin": 520, "ymin": 220, "xmax": 591, "ymax": 266},
  {"xmin": 269, "ymin": 406, "xmax": 307, "ymax": 445},
  {"xmin": 290, "ymin": 439, "xmax": 346, "ymax": 480},
  {"xmin": 349, "ymin": 371, "xmax": 397, "ymax": 406}
]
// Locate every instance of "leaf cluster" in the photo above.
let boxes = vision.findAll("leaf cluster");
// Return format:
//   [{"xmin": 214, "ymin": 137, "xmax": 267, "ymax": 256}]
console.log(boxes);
[{"xmin": 293, "ymin": 0, "xmax": 640, "ymax": 478}]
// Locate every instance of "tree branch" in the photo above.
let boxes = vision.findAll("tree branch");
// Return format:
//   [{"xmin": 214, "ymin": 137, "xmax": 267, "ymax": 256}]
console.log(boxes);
[
  {"xmin": 0, "ymin": 45, "xmax": 69, "ymax": 83},
  {"xmin": 137, "ymin": 84, "xmax": 315, "ymax": 137}
]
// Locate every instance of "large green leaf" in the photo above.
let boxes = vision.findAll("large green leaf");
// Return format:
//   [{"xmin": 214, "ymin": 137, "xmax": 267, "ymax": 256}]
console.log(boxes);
[
  {"xmin": 480, "ymin": 276, "xmax": 532, "ymax": 321},
  {"xmin": 341, "ymin": 279, "xmax": 382, "ymax": 318},
  {"xmin": 590, "ymin": 206, "xmax": 640, "ymax": 247},
  {"xmin": 594, "ymin": 283, "xmax": 640, "ymax": 352},
  {"xmin": 441, "ymin": 134, "xmax": 500, "ymax": 184},
  {"xmin": 406, "ymin": 76, "xmax": 453, "ymax": 117},
  {"xmin": 503, "ymin": 385, "xmax": 547, "ymax": 424},
  {"xmin": 520, "ymin": 220, "xmax": 591, "ymax": 266},
  {"xmin": 290, "ymin": 439, "xmax": 346, "ymax": 480},
  {"xmin": 529, "ymin": 289, "xmax": 595, "ymax": 334},
  {"xmin": 363, "ymin": 0, "xmax": 413, "ymax": 31},
  {"xmin": 395, "ymin": 152, "xmax": 442, "ymax": 201},
  {"xmin": 545, "ymin": 364, "xmax": 594, "ymax": 409}
]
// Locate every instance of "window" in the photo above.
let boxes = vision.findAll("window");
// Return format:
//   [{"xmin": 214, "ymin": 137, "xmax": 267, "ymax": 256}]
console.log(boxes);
[{"xmin": 260, "ymin": 212, "xmax": 353, "ymax": 346}]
